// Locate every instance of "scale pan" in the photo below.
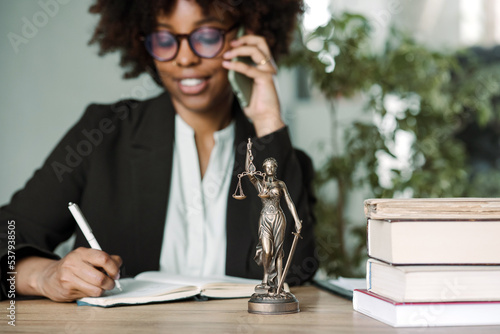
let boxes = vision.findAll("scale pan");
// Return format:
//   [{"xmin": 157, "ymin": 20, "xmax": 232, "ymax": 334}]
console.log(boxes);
[{"xmin": 232, "ymin": 195, "xmax": 247, "ymax": 200}]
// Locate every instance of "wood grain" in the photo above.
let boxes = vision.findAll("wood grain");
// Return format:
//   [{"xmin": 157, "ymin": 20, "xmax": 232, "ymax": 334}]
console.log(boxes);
[{"xmin": 2, "ymin": 286, "xmax": 500, "ymax": 333}]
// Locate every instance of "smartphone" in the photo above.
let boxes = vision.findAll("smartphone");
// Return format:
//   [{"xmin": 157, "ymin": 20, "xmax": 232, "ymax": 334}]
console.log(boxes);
[{"xmin": 228, "ymin": 27, "xmax": 254, "ymax": 108}]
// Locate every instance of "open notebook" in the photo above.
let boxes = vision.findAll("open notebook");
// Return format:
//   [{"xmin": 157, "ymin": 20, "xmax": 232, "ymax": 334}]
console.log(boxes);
[{"xmin": 77, "ymin": 272, "xmax": 264, "ymax": 307}]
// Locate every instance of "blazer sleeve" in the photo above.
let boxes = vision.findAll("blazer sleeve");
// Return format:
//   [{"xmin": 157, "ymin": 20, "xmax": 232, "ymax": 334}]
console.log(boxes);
[
  {"xmin": 252, "ymin": 126, "xmax": 318, "ymax": 285},
  {"xmin": 0, "ymin": 104, "xmax": 107, "ymax": 300}
]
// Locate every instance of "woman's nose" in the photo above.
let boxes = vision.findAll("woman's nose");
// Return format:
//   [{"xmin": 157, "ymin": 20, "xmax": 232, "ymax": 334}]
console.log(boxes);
[{"xmin": 175, "ymin": 38, "xmax": 201, "ymax": 67}]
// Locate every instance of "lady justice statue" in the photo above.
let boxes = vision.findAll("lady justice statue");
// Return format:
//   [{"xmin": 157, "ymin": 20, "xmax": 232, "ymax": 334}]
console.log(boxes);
[{"xmin": 233, "ymin": 138, "xmax": 302, "ymax": 314}]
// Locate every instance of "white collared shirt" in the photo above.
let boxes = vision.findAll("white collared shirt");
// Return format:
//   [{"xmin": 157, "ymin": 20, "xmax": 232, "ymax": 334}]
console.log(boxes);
[{"xmin": 159, "ymin": 114, "xmax": 235, "ymax": 276}]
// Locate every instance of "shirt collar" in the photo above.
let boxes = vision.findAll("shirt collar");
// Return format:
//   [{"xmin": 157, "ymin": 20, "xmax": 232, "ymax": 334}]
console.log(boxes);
[{"xmin": 175, "ymin": 114, "xmax": 235, "ymax": 143}]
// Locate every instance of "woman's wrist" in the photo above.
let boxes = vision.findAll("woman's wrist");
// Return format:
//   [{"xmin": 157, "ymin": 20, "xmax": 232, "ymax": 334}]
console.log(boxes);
[
  {"xmin": 16, "ymin": 256, "xmax": 55, "ymax": 297},
  {"xmin": 252, "ymin": 114, "xmax": 285, "ymax": 138}
]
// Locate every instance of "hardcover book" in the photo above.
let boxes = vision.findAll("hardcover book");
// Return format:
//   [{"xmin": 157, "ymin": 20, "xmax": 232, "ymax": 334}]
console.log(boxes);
[
  {"xmin": 353, "ymin": 289, "xmax": 500, "ymax": 327},
  {"xmin": 367, "ymin": 218, "xmax": 500, "ymax": 264},
  {"xmin": 366, "ymin": 259, "xmax": 500, "ymax": 302},
  {"xmin": 364, "ymin": 198, "xmax": 500, "ymax": 220}
]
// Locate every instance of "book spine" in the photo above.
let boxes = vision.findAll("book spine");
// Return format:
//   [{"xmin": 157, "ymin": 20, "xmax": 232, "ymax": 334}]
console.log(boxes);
[{"xmin": 366, "ymin": 261, "xmax": 372, "ymax": 290}]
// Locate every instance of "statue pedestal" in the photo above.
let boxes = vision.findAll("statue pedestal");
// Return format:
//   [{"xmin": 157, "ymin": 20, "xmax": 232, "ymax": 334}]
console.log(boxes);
[{"xmin": 248, "ymin": 292, "xmax": 299, "ymax": 315}]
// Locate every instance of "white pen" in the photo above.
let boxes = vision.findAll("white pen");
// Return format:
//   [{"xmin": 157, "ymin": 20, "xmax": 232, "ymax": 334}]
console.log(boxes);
[{"xmin": 68, "ymin": 202, "xmax": 122, "ymax": 291}]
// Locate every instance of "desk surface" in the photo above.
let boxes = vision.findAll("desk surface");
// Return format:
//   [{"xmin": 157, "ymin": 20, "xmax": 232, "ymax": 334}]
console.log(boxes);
[{"xmin": 2, "ymin": 286, "xmax": 500, "ymax": 333}]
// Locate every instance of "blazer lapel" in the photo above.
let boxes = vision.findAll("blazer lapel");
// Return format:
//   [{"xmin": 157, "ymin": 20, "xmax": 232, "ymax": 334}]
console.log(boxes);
[
  {"xmin": 225, "ymin": 100, "xmax": 261, "ymax": 277},
  {"xmin": 126, "ymin": 91, "xmax": 175, "ymax": 274}
]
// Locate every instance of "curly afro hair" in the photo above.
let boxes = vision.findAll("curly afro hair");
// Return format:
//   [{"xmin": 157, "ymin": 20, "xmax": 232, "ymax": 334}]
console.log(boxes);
[{"xmin": 88, "ymin": 0, "xmax": 304, "ymax": 86}]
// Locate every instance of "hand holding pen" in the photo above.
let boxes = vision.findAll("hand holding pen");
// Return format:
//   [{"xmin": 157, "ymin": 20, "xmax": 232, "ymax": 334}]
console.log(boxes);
[
  {"xmin": 68, "ymin": 202, "xmax": 122, "ymax": 291},
  {"xmin": 14, "ymin": 232, "xmax": 123, "ymax": 302}
]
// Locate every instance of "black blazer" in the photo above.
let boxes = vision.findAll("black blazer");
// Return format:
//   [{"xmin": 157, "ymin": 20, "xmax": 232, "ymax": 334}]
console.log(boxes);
[{"xmin": 0, "ymin": 92, "xmax": 317, "ymax": 299}]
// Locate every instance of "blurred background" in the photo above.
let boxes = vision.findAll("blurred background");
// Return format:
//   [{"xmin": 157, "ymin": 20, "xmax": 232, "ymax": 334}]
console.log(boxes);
[{"xmin": 1, "ymin": 0, "xmax": 500, "ymax": 277}]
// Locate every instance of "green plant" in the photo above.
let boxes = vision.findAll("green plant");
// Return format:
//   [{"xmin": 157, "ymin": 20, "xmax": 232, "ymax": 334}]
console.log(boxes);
[{"xmin": 282, "ymin": 13, "xmax": 500, "ymax": 277}]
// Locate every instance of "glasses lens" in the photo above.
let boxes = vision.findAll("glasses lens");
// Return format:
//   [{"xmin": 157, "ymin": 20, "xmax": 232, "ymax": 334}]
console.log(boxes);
[
  {"xmin": 190, "ymin": 27, "xmax": 224, "ymax": 58},
  {"xmin": 146, "ymin": 31, "xmax": 177, "ymax": 61}
]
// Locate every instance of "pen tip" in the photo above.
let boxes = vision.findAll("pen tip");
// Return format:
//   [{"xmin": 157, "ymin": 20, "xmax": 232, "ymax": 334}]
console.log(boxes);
[{"xmin": 68, "ymin": 202, "xmax": 74, "ymax": 206}]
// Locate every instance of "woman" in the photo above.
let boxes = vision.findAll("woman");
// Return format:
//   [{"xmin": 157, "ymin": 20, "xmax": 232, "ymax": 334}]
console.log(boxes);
[{"xmin": 0, "ymin": 0, "xmax": 316, "ymax": 302}]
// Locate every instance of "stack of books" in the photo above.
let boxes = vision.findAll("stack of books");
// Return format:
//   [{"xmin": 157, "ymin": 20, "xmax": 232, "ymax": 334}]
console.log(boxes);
[{"xmin": 353, "ymin": 198, "xmax": 500, "ymax": 327}]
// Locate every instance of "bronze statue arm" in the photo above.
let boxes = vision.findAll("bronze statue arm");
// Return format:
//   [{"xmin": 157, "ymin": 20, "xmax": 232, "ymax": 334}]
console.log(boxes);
[
  {"xmin": 281, "ymin": 181, "xmax": 302, "ymax": 233},
  {"xmin": 245, "ymin": 139, "xmax": 264, "ymax": 192}
]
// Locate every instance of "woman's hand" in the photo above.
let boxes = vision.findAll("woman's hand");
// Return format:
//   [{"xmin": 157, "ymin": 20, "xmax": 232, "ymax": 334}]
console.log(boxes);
[
  {"xmin": 16, "ymin": 247, "xmax": 122, "ymax": 302},
  {"xmin": 222, "ymin": 34, "xmax": 285, "ymax": 137}
]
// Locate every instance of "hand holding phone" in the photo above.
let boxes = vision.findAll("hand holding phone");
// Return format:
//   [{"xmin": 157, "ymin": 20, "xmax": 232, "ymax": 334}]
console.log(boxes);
[{"xmin": 223, "ymin": 27, "xmax": 284, "ymax": 137}]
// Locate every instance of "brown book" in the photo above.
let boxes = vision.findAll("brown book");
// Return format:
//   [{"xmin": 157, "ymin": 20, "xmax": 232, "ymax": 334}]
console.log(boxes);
[{"xmin": 364, "ymin": 198, "xmax": 500, "ymax": 220}]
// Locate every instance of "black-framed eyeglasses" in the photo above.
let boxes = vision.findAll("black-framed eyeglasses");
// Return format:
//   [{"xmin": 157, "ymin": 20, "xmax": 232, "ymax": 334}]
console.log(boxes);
[{"xmin": 143, "ymin": 23, "xmax": 238, "ymax": 62}]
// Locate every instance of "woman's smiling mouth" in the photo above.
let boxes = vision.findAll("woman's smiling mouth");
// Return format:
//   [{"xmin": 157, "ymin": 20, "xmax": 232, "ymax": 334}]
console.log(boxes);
[{"xmin": 177, "ymin": 77, "xmax": 209, "ymax": 94}]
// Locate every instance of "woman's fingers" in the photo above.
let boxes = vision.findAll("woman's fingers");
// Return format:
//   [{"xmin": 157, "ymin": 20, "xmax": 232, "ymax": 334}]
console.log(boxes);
[
  {"xmin": 57, "ymin": 269, "xmax": 105, "ymax": 299},
  {"xmin": 222, "ymin": 59, "xmax": 274, "ymax": 81},
  {"xmin": 223, "ymin": 46, "xmax": 276, "ymax": 74},
  {"xmin": 70, "ymin": 247, "xmax": 121, "ymax": 280},
  {"xmin": 224, "ymin": 33, "xmax": 277, "ymax": 76},
  {"xmin": 37, "ymin": 247, "xmax": 122, "ymax": 302},
  {"xmin": 230, "ymin": 34, "xmax": 272, "ymax": 58},
  {"xmin": 111, "ymin": 254, "xmax": 123, "ymax": 277},
  {"xmin": 72, "ymin": 260, "xmax": 116, "ymax": 292}
]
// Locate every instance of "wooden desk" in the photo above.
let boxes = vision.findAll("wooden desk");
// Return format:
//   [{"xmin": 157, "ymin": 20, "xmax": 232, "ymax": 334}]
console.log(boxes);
[{"xmin": 2, "ymin": 286, "xmax": 500, "ymax": 333}]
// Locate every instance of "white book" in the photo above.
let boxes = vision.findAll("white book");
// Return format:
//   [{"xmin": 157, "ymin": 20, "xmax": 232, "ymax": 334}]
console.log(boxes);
[
  {"xmin": 367, "ymin": 259, "xmax": 500, "ymax": 302},
  {"xmin": 367, "ymin": 218, "xmax": 500, "ymax": 264},
  {"xmin": 353, "ymin": 289, "xmax": 500, "ymax": 327},
  {"xmin": 77, "ymin": 272, "xmax": 263, "ymax": 307}
]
